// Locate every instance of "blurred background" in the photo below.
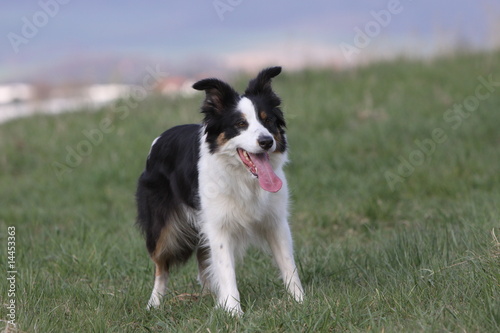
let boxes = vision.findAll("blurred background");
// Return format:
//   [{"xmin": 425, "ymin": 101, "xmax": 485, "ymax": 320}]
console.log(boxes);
[
  {"xmin": 1, "ymin": 0, "xmax": 500, "ymax": 122},
  {"xmin": 2, "ymin": 2, "xmax": 500, "ymax": 331}
]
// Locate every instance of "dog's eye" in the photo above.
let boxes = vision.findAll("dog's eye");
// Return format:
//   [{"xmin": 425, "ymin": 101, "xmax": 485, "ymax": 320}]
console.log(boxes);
[{"xmin": 235, "ymin": 120, "xmax": 248, "ymax": 128}]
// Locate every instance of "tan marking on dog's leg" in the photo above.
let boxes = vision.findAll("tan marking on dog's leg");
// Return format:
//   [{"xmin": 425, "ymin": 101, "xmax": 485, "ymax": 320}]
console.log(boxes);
[{"xmin": 147, "ymin": 262, "xmax": 168, "ymax": 309}]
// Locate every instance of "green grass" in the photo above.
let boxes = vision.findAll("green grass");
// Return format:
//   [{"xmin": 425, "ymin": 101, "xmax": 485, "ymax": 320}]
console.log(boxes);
[{"xmin": 1, "ymin": 50, "xmax": 499, "ymax": 332}]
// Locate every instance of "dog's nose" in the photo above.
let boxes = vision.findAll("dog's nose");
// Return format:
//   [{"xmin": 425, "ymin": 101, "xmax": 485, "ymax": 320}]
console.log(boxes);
[{"xmin": 258, "ymin": 136, "xmax": 274, "ymax": 150}]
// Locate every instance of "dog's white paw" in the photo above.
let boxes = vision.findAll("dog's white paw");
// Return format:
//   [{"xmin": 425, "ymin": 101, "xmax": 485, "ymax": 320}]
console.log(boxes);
[
  {"xmin": 146, "ymin": 294, "xmax": 162, "ymax": 310},
  {"xmin": 290, "ymin": 283, "xmax": 304, "ymax": 303},
  {"xmin": 225, "ymin": 305, "xmax": 244, "ymax": 317},
  {"xmin": 217, "ymin": 299, "xmax": 243, "ymax": 317}
]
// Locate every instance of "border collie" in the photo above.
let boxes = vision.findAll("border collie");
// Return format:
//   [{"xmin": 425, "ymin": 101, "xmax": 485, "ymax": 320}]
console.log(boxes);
[{"xmin": 136, "ymin": 67, "xmax": 304, "ymax": 315}]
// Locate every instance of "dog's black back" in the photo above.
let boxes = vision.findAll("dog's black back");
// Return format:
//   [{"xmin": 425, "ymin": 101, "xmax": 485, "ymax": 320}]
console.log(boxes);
[{"xmin": 136, "ymin": 124, "xmax": 201, "ymax": 257}]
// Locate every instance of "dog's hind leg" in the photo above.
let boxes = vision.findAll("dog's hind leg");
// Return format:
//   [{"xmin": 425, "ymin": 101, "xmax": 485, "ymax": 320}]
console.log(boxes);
[
  {"xmin": 146, "ymin": 214, "xmax": 199, "ymax": 309},
  {"xmin": 196, "ymin": 246, "xmax": 211, "ymax": 291},
  {"xmin": 147, "ymin": 261, "xmax": 168, "ymax": 309}
]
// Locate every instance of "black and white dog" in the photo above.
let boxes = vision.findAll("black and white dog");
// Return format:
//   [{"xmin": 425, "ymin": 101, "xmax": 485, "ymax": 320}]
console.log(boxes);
[{"xmin": 136, "ymin": 67, "xmax": 303, "ymax": 315}]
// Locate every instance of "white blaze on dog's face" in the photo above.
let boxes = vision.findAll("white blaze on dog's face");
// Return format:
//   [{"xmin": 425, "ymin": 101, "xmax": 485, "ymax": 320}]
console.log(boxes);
[
  {"xmin": 193, "ymin": 66, "xmax": 287, "ymax": 193},
  {"xmin": 229, "ymin": 97, "xmax": 277, "ymax": 154}
]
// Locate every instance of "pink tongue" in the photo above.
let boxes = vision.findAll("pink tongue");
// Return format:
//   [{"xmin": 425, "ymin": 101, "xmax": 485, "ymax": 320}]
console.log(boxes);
[{"xmin": 249, "ymin": 153, "xmax": 283, "ymax": 192}]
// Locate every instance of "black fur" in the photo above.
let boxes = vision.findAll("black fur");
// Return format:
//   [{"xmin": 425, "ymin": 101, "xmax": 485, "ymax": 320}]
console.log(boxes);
[
  {"xmin": 136, "ymin": 124, "xmax": 201, "ymax": 256},
  {"xmin": 136, "ymin": 67, "xmax": 287, "ymax": 264},
  {"xmin": 193, "ymin": 66, "xmax": 287, "ymax": 154},
  {"xmin": 192, "ymin": 78, "xmax": 243, "ymax": 153},
  {"xmin": 244, "ymin": 67, "xmax": 287, "ymax": 152}
]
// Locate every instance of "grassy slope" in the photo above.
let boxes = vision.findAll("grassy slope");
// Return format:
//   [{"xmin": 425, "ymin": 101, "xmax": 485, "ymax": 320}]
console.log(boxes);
[{"xmin": 0, "ymin": 51, "xmax": 499, "ymax": 332}]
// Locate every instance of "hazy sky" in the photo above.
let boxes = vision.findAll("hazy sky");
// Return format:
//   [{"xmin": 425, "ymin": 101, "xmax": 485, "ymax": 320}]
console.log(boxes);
[{"xmin": 1, "ymin": 0, "xmax": 499, "ymax": 82}]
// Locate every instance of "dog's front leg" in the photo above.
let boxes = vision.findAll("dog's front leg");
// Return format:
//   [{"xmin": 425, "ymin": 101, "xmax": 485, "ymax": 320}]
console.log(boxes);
[
  {"xmin": 265, "ymin": 221, "xmax": 304, "ymax": 303},
  {"xmin": 207, "ymin": 234, "xmax": 243, "ymax": 316}
]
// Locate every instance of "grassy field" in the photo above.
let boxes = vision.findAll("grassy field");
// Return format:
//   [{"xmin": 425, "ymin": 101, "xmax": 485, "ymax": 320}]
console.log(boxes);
[{"xmin": 1, "ymin": 50, "xmax": 499, "ymax": 332}]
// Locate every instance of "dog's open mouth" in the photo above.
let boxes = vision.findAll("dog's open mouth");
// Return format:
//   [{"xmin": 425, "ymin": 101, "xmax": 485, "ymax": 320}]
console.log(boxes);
[{"xmin": 237, "ymin": 148, "xmax": 283, "ymax": 193}]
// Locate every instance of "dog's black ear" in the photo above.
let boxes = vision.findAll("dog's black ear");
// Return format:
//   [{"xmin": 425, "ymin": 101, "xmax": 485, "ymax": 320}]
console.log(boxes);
[
  {"xmin": 244, "ymin": 66, "xmax": 282, "ymax": 96},
  {"xmin": 193, "ymin": 78, "xmax": 239, "ymax": 114}
]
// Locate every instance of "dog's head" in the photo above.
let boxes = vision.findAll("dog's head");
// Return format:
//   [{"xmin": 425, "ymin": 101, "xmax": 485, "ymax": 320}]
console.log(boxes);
[{"xmin": 193, "ymin": 66, "xmax": 286, "ymax": 192}]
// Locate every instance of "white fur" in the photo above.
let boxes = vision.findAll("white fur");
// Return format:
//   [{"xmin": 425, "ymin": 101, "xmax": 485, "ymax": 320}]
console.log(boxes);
[
  {"xmin": 145, "ymin": 97, "xmax": 304, "ymax": 315},
  {"xmin": 147, "ymin": 268, "xmax": 168, "ymax": 309},
  {"xmin": 231, "ymin": 97, "xmax": 277, "ymax": 154},
  {"xmin": 147, "ymin": 136, "xmax": 160, "ymax": 159},
  {"xmin": 196, "ymin": 97, "xmax": 303, "ymax": 315}
]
